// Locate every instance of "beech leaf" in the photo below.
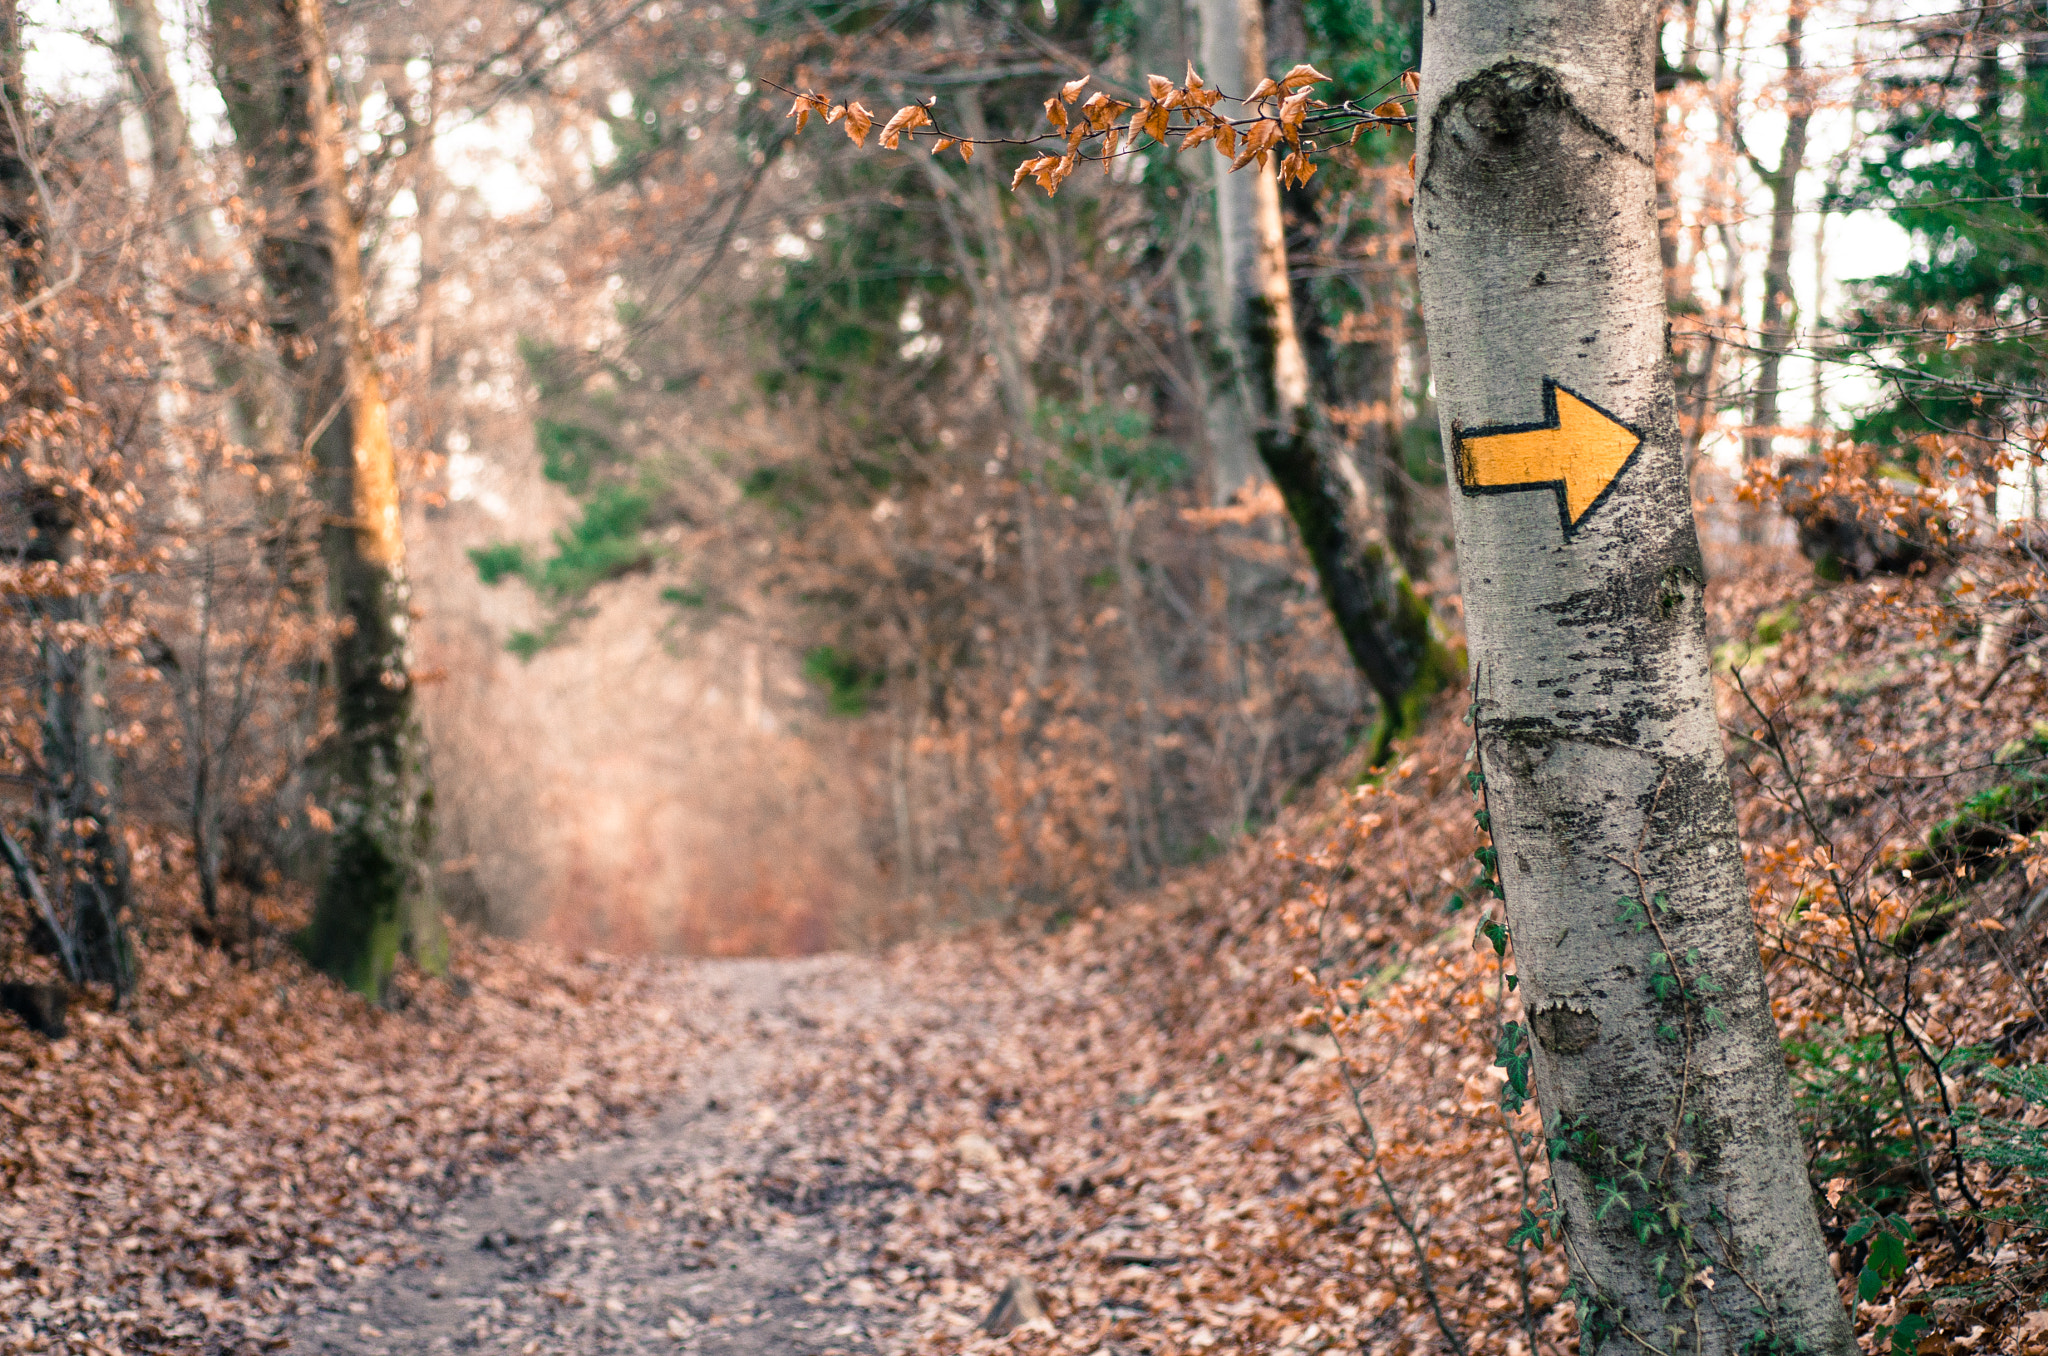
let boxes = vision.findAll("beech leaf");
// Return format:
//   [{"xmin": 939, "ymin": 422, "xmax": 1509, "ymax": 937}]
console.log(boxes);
[
  {"xmin": 878, "ymin": 104, "xmax": 929, "ymax": 150},
  {"xmin": 1279, "ymin": 90, "xmax": 1311, "ymax": 137},
  {"xmin": 843, "ymin": 101, "xmax": 874, "ymax": 146},
  {"xmin": 1278, "ymin": 63, "xmax": 1331, "ymax": 91}
]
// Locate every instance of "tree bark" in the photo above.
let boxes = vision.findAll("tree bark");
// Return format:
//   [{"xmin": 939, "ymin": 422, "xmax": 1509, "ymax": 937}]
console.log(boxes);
[
  {"xmin": 1413, "ymin": 4, "xmax": 1852, "ymax": 1351},
  {"xmin": 207, "ymin": 0, "xmax": 445, "ymax": 994}
]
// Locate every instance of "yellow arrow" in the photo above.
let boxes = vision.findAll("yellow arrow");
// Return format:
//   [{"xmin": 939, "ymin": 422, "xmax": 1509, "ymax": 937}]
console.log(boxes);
[{"xmin": 1454, "ymin": 381, "xmax": 1643, "ymax": 536}]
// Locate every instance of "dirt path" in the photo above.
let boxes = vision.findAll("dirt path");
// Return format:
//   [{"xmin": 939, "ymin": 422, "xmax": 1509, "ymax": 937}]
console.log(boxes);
[{"xmin": 289, "ymin": 956, "xmax": 915, "ymax": 1355}]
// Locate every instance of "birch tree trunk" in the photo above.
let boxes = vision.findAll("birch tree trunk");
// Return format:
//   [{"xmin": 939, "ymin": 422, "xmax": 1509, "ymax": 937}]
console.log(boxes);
[
  {"xmin": 207, "ymin": 0, "xmax": 445, "ymax": 994},
  {"xmin": 1413, "ymin": 4, "xmax": 1852, "ymax": 1350}
]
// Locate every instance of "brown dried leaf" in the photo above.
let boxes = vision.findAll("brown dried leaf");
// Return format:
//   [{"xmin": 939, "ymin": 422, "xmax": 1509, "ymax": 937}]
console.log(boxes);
[
  {"xmin": 1247, "ymin": 76, "xmax": 1281, "ymax": 103},
  {"xmin": 1044, "ymin": 96, "xmax": 1068, "ymax": 130},
  {"xmin": 1081, "ymin": 91, "xmax": 1129, "ymax": 132},
  {"xmin": 1279, "ymin": 89, "xmax": 1311, "ymax": 139},
  {"xmin": 787, "ymin": 97, "xmax": 812, "ymax": 132},
  {"xmin": 1402, "ymin": 68, "xmax": 1421, "ymax": 94},
  {"xmin": 1280, "ymin": 151, "xmax": 1317, "ymax": 188},
  {"xmin": 843, "ymin": 101, "xmax": 874, "ymax": 146},
  {"xmin": 878, "ymin": 103, "xmax": 930, "ymax": 150},
  {"xmin": 1061, "ymin": 75, "xmax": 1091, "ymax": 104},
  {"xmin": 1100, "ymin": 126, "xmax": 1122, "ymax": 169},
  {"xmin": 1372, "ymin": 99, "xmax": 1407, "ymax": 120},
  {"xmin": 1278, "ymin": 63, "xmax": 1332, "ymax": 91},
  {"xmin": 1143, "ymin": 101, "xmax": 1171, "ymax": 143},
  {"xmin": 1146, "ymin": 73, "xmax": 1175, "ymax": 101}
]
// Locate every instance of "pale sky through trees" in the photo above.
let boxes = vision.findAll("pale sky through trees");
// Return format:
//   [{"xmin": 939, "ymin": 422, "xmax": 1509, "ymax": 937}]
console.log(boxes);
[{"xmin": 17, "ymin": 0, "xmax": 1948, "ymax": 475}]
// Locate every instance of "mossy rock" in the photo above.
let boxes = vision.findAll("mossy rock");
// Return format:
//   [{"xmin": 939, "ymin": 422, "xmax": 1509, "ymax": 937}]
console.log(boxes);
[
  {"xmin": 1892, "ymin": 728, "xmax": 2048, "ymax": 918},
  {"xmin": 1887, "ymin": 895, "xmax": 1970, "ymax": 955}
]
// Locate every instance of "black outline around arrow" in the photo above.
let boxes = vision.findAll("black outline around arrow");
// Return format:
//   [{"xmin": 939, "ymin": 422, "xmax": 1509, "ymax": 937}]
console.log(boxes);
[{"xmin": 1452, "ymin": 379, "xmax": 1646, "ymax": 539}]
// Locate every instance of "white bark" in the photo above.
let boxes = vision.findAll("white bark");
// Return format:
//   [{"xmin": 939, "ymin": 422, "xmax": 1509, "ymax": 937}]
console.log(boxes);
[
  {"xmin": 1197, "ymin": 0, "xmax": 1265, "ymax": 501},
  {"xmin": 1196, "ymin": 0, "xmax": 1309, "ymax": 485},
  {"xmin": 1413, "ymin": 3, "xmax": 1851, "ymax": 1351}
]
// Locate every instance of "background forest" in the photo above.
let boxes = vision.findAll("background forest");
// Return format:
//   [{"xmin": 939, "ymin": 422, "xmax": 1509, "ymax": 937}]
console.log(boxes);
[{"xmin": 1, "ymin": 0, "xmax": 2046, "ymax": 1352}]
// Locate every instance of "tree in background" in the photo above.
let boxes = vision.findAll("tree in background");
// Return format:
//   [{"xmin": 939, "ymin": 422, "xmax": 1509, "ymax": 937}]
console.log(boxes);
[
  {"xmin": 207, "ymin": 0, "xmax": 445, "ymax": 993},
  {"xmin": 1252, "ymin": 0, "xmax": 1460, "ymax": 759},
  {"xmin": 0, "ymin": 0, "xmax": 137, "ymax": 994}
]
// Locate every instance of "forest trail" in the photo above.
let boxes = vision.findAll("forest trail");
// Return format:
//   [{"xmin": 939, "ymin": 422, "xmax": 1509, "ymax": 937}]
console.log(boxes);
[{"xmin": 289, "ymin": 957, "xmax": 914, "ymax": 1356}]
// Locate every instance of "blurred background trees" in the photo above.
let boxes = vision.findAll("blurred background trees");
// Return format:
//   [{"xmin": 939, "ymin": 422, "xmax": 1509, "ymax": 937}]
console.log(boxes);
[{"xmin": 0, "ymin": 0, "xmax": 2039, "ymax": 968}]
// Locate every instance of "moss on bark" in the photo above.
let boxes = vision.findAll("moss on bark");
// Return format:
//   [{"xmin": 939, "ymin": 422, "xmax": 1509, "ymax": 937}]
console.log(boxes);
[{"xmin": 1259, "ymin": 423, "xmax": 1459, "ymax": 762}]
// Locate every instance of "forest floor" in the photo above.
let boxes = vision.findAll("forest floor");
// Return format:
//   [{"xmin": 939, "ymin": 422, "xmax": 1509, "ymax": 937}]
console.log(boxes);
[
  {"xmin": 287, "ymin": 957, "xmax": 911, "ymax": 1356},
  {"xmin": 7, "ymin": 565, "xmax": 2048, "ymax": 1356}
]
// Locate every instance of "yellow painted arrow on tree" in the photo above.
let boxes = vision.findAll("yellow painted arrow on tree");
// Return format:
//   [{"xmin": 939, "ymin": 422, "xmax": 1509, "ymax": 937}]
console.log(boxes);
[{"xmin": 1454, "ymin": 380, "xmax": 1644, "ymax": 537}]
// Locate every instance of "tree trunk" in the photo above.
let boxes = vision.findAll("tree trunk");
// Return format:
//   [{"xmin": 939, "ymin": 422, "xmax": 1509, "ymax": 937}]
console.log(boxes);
[
  {"xmin": 1413, "ymin": 4, "xmax": 1852, "ymax": 1351},
  {"xmin": 34, "ymin": 530, "xmax": 135, "ymax": 994},
  {"xmin": 1741, "ymin": 5, "xmax": 1809, "ymax": 536},
  {"xmin": 2, "ymin": 5, "xmax": 135, "ymax": 995},
  {"xmin": 116, "ymin": 0, "xmax": 305, "ymax": 929},
  {"xmin": 207, "ymin": 0, "xmax": 444, "ymax": 994},
  {"xmin": 113, "ymin": 0, "xmax": 295, "ymax": 493},
  {"xmin": 1197, "ymin": 0, "xmax": 1455, "ymax": 756},
  {"xmin": 1196, "ymin": 0, "xmax": 1273, "ymax": 502},
  {"xmin": 915, "ymin": 64, "xmax": 1053, "ymax": 692}
]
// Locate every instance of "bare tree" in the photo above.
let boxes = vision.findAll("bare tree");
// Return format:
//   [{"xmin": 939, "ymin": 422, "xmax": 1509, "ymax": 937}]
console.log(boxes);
[
  {"xmin": 1740, "ymin": 0, "xmax": 1811, "ymax": 535},
  {"xmin": 2, "ymin": 0, "xmax": 134, "ymax": 994}
]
